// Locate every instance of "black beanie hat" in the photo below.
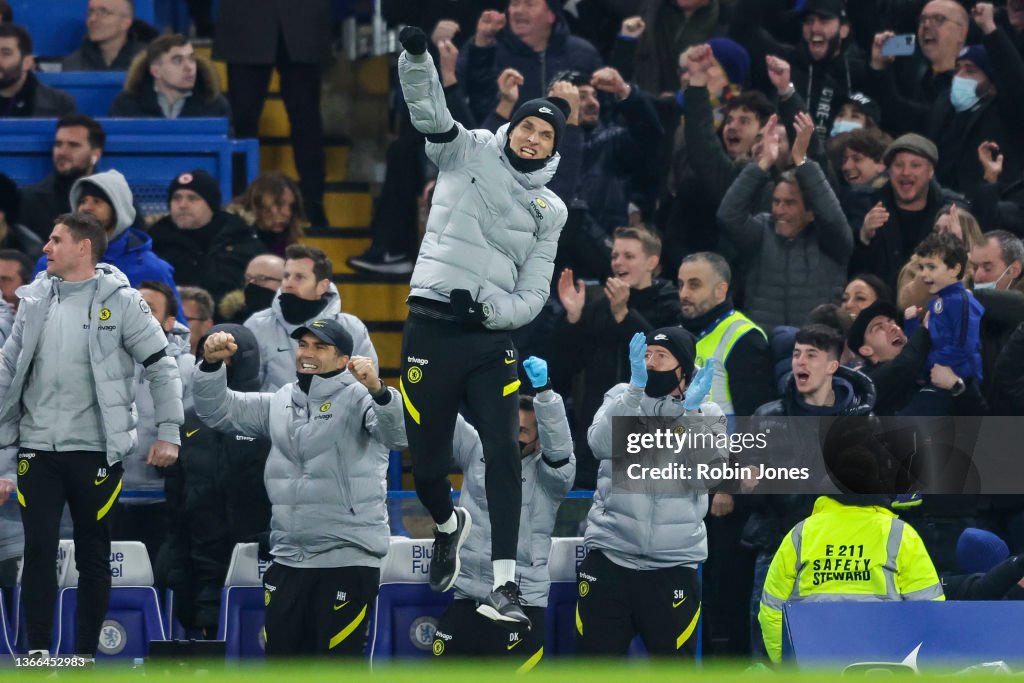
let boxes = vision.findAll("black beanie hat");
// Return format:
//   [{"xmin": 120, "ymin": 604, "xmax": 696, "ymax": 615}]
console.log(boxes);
[
  {"xmin": 508, "ymin": 97, "xmax": 571, "ymax": 154},
  {"xmin": 647, "ymin": 327, "xmax": 698, "ymax": 382},
  {"xmin": 0, "ymin": 173, "xmax": 19, "ymax": 224},
  {"xmin": 167, "ymin": 169, "xmax": 221, "ymax": 212}
]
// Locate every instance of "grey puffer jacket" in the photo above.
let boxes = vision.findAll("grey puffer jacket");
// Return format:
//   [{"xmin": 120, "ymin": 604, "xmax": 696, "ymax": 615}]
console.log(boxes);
[
  {"xmin": 0, "ymin": 265, "xmax": 184, "ymax": 470},
  {"xmin": 716, "ymin": 161, "xmax": 853, "ymax": 331},
  {"xmin": 123, "ymin": 322, "xmax": 195, "ymax": 503},
  {"xmin": 399, "ymin": 50, "xmax": 568, "ymax": 331},
  {"xmin": 243, "ymin": 283, "xmax": 377, "ymax": 391},
  {"xmin": 193, "ymin": 364, "xmax": 406, "ymax": 568},
  {"xmin": 585, "ymin": 384, "xmax": 729, "ymax": 569},
  {"xmin": 452, "ymin": 390, "xmax": 575, "ymax": 607}
]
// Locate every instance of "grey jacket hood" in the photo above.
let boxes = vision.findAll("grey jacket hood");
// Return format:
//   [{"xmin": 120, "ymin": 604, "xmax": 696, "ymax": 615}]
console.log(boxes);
[
  {"xmin": 495, "ymin": 123, "xmax": 561, "ymax": 189},
  {"xmin": 70, "ymin": 170, "xmax": 137, "ymax": 240},
  {"xmin": 20, "ymin": 261, "xmax": 132, "ymax": 301}
]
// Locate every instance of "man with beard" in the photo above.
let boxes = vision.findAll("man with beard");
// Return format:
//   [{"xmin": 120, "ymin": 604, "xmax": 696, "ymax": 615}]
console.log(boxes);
[
  {"xmin": 731, "ymin": 0, "xmax": 866, "ymax": 136},
  {"xmin": 18, "ymin": 115, "xmax": 104, "ymax": 242},
  {"xmin": 677, "ymin": 252, "xmax": 773, "ymax": 417},
  {"xmin": 0, "ymin": 24, "xmax": 75, "ymax": 118},
  {"xmin": 194, "ymin": 320, "xmax": 405, "ymax": 657},
  {"xmin": 244, "ymin": 245, "xmax": 376, "ymax": 392}
]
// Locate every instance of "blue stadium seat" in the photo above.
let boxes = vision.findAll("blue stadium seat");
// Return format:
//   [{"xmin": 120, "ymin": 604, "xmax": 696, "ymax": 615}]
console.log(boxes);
[
  {"xmin": 12, "ymin": 0, "xmax": 156, "ymax": 59},
  {"xmin": 217, "ymin": 543, "xmax": 273, "ymax": 658},
  {"xmin": 49, "ymin": 541, "xmax": 166, "ymax": 658},
  {"xmin": 36, "ymin": 72, "xmax": 126, "ymax": 118},
  {"xmin": 368, "ymin": 537, "xmax": 452, "ymax": 663},
  {"xmin": 0, "ymin": 118, "xmax": 259, "ymax": 216}
]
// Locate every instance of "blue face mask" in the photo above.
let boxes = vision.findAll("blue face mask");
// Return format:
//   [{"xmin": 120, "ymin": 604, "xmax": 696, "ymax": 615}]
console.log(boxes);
[
  {"xmin": 973, "ymin": 265, "xmax": 1012, "ymax": 290},
  {"xmin": 830, "ymin": 119, "xmax": 864, "ymax": 137},
  {"xmin": 950, "ymin": 76, "xmax": 980, "ymax": 112}
]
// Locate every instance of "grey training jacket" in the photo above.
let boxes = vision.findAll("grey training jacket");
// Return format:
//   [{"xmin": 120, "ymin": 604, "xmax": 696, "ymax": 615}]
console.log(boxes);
[
  {"xmin": 193, "ymin": 364, "xmax": 406, "ymax": 568},
  {"xmin": 399, "ymin": 49, "xmax": 568, "ymax": 330},
  {"xmin": 585, "ymin": 384, "xmax": 729, "ymax": 570},
  {"xmin": 0, "ymin": 265, "xmax": 183, "ymax": 472},
  {"xmin": 452, "ymin": 389, "xmax": 575, "ymax": 607}
]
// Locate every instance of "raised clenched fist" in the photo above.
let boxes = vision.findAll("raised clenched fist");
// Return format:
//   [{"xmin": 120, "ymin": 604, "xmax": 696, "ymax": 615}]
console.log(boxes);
[{"xmin": 203, "ymin": 331, "xmax": 238, "ymax": 363}]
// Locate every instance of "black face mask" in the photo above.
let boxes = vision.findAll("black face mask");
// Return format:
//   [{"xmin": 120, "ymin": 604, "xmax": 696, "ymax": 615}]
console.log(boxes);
[
  {"xmin": 296, "ymin": 368, "xmax": 343, "ymax": 394},
  {"xmin": 519, "ymin": 439, "xmax": 539, "ymax": 458},
  {"xmin": 244, "ymin": 283, "xmax": 276, "ymax": 314},
  {"xmin": 644, "ymin": 366, "xmax": 682, "ymax": 399},
  {"xmin": 504, "ymin": 135, "xmax": 548, "ymax": 174},
  {"xmin": 278, "ymin": 292, "xmax": 328, "ymax": 325}
]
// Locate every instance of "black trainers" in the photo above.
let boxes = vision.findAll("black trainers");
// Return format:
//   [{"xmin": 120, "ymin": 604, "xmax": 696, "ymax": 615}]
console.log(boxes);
[
  {"xmin": 430, "ymin": 507, "xmax": 472, "ymax": 592},
  {"xmin": 476, "ymin": 581, "xmax": 532, "ymax": 630},
  {"xmin": 347, "ymin": 249, "xmax": 414, "ymax": 275}
]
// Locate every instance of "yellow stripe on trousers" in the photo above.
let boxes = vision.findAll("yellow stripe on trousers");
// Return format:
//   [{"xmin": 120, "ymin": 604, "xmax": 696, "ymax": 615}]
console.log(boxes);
[
  {"xmin": 502, "ymin": 379, "xmax": 521, "ymax": 396},
  {"xmin": 517, "ymin": 646, "xmax": 544, "ymax": 673},
  {"xmin": 329, "ymin": 604, "xmax": 367, "ymax": 650},
  {"xmin": 575, "ymin": 603, "xmax": 583, "ymax": 635},
  {"xmin": 676, "ymin": 605, "xmax": 701, "ymax": 650},
  {"xmin": 399, "ymin": 378, "xmax": 421, "ymax": 424},
  {"xmin": 97, "ymin": 480, "xmax": 122, "ymax": 520}
]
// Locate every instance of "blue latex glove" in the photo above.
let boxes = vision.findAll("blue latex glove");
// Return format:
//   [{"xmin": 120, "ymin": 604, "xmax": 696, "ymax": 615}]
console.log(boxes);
[
  {"xmin": 628, "ymin": 332, "xmax": 647, "ymax": 388},
  {"xmin": 683, "ymin": 360, "xmax": 715, "ymax": 410},
  {"xmin": 522, "ymin": 356, "xmax": 548, "ymax": 389}
]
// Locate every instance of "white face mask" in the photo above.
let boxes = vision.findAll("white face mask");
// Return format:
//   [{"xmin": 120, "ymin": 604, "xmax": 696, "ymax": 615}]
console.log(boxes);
[
  {"xmin": 973, "ymin": 265, "xmax": 1012, "ymax": 290},
  {"xmin": 830, "ymin": 119, "xmax": 863, "ymax": 137},
  {"xmin": 970, "ymin": 264, "xmax": 1011, "ymax": 290}
]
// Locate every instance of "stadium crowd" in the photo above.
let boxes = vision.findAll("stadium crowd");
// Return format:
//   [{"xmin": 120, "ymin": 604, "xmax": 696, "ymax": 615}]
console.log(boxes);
[{"xmin": 0, "ymin": 0, "xmax": 1022, "ymax": 665}]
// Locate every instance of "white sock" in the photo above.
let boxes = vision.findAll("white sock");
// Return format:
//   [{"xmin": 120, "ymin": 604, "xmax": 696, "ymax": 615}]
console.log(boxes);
[
  {"xmin": 436, "ymin": 512, "xmax": 458, "ymax": 534},
  {"xmin": 29, "ymin": 649, "xmax": 49, "ymax": 656},
  {"xmin": 493, "ymin": 559, "xmax": 516, "ymax": 589}
]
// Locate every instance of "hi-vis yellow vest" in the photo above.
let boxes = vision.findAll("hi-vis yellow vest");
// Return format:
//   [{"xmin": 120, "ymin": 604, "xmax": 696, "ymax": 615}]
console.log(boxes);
[
  {"xmin": 758, "ymin": 496, "xmax": 944, "ymax": 662},
  {"xmin": 694, "ymin": 311, "xmax": 765, "ymax": 415}
]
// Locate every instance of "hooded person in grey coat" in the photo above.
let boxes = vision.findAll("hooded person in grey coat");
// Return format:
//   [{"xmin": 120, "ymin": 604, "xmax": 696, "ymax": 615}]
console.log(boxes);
[
  {"xmin": 193, "ymin": 318, "xmax": 405, "ymax": 657},
  {"xmin": 395, "ymin": 26, "xmax": 569, "ymax": 631},
  {"xmin": 434, "ymin": 356, "xmax": 574, "ymax": 664},
  {"xmin": 0, "ymin": 212, "xmax": 183, "ymax": 659}
]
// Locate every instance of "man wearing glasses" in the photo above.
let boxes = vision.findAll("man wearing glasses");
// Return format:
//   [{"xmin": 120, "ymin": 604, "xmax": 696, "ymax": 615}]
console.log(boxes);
[
  {"xmin": 866, "ymin": 1, "xmax": 967, "ymax": 129},
  {"xmin": 62, "ymin": 0, "xmax": 149, "ymax": 72}
]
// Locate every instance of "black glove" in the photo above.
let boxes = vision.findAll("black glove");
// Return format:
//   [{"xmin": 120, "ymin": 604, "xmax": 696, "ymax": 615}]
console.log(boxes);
[
  {"xmin": 399, "ymin": 26, "xmax": 428, "ymax": 55},
  {"xmin": 449, "ymin": 289, "xmax": 487, "ymax": 327}
]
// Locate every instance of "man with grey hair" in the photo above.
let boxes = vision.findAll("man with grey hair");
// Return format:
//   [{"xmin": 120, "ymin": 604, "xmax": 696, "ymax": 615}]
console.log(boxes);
[
  {"xmin": 62, "ymin": 0, "xmax": 147, "ymax": 71},
  {"xmin": 970, "ymin": 230, "xmax": 1024, "ymax": 402},
  {"xmin": 179, "ymin": 286, "xmax": 214, "ymax": 356}
]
